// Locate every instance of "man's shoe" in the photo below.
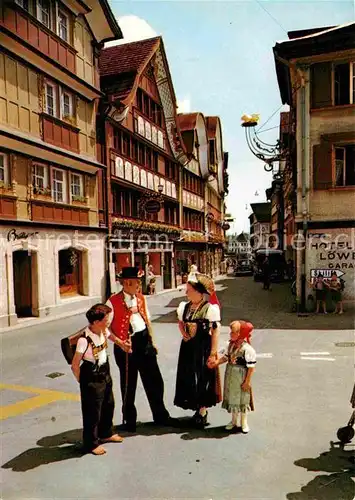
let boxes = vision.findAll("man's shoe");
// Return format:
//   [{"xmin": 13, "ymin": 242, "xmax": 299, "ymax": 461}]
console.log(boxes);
[
  {"xmin": 121, "ymin": 422, "xmax": 136, "ymax": 433},
  {"xmin": 193, "ymin": 411, "xmax": 208, "ymax": 428},
  {"xmin": 154, "ymin": 416, "xmax": 180, "ymax": 427}
]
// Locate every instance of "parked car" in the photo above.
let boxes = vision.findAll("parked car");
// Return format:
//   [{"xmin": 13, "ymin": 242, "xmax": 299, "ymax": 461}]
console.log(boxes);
[
  {"xmin": 253, "ymin": 249, "xmax": 286, "ymax": 282},
  {"xmin": 235, "ymin": 260, "xmax": 253, "ymax": 276}
]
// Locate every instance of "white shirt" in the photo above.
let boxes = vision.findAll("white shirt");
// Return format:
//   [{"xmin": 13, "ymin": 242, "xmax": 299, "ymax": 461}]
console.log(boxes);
[
  {"xmin": 106, "ymin": 292, "xmax": 151, "ymax": 335},
  {"xmin": 177, "ymin": 302, "xmax": 221, "ymax": 323},
  {"xmin": 76, "ymin": 327, "xmax": 109, "ymax": 366}
]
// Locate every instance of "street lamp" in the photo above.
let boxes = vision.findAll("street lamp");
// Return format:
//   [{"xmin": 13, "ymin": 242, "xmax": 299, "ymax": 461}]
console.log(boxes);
[{"xmin": 241, "ymin": 114, "xmax": 288, "ymax": 173}]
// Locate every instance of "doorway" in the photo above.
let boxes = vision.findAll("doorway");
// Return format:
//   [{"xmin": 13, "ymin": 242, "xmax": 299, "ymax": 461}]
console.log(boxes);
[
  {"xmin": 13, "ymin": 250, "xmax": 34, "ymax": 317},
  {"xmin": 163, "ymin": 252, "xmax": 172, "ymax": 289}
]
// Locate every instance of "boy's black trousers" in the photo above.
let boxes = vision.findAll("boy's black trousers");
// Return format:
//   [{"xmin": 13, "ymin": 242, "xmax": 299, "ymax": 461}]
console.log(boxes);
[{"xmin": 80, "ymin": 360, "xmax": 114, "ymax": 451}]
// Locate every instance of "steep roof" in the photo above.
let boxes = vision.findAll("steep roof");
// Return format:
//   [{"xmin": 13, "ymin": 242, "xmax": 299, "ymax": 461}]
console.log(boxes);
[
  {"xmin": 177, "ymin": 113, "xmax": 199, "ymax": 132},
  {"xmin": 100, "ymin": 37, "xmax": 160, "ymax": 78},
  {"xmin": 250, "ymin": 202, "xmax": 271, "ymax": 223},
  {"xmin": 85, "ymin": 0, "xmax": 123, "ymax": 44},
  {"xmin": 237, "ymin": 232, "xmax": 250, "ymax": 242}
]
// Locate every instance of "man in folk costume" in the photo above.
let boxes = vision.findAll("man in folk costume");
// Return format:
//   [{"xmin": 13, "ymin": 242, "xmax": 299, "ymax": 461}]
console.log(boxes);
[{"xmin": 106, "ymin": 267, "xmax": 175, "ymax": 432}]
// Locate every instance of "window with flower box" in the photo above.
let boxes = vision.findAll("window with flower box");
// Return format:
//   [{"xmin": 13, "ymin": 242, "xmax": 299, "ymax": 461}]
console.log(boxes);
[
  {"xmin": 45, "ymin": 81, "xmax": 75, "ymax": 121},
  {"xmin": 70, "ymin": 173, "xmax": 84, "ymax": 201},
  {"xmin": 32, "ymin": 163, "xmax": 49, "ymax": 194}
]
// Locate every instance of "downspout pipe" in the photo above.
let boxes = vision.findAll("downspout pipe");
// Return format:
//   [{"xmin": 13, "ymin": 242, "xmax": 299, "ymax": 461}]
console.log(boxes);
[{"xmin": 299, "ymin": 70, "xmax": 308, "ymax": 313}]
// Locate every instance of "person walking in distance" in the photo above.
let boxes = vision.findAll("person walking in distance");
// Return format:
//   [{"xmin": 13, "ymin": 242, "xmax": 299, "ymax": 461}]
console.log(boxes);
[
  {"xmin": 106, "ymin": 267, "xmax": 176, "ymax": 432},
  {"xmin": 262, "ymin": 257, "xmax": 271, "ymax": 291}
]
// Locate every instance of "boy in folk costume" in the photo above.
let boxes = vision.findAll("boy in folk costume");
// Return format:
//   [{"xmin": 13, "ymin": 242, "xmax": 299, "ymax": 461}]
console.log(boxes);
[
  {"xmin": 71, "ymin": 304, "xmax": 124, "ymax": 455},
  {"xmin": 106, "ymin": 267, "xmax": 175, "ymax": 432},
  {"xmin": 209, "ymin": 320, "xmax": 256, "ymax": 433}
]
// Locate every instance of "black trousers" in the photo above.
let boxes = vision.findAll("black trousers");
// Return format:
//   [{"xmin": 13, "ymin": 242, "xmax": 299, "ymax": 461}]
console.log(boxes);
[
  {"xmin": 80, "ymin": 361, "xmax": 114, "ymax": 451},
  {"xmin": 114, "ymin": 328, "xmax": 170, "ymax": 425}
]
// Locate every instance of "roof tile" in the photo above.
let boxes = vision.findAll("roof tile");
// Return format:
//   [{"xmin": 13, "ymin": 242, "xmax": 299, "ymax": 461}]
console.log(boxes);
[{"xmin": 100, "ymin": 37, "xmax": 160, "ymax": 77}]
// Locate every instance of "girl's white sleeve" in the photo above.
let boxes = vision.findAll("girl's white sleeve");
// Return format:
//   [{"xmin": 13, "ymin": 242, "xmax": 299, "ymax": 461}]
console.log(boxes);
[{"xmin": 244, "ymin": 344, "xmax": 257, "ymax": 368}]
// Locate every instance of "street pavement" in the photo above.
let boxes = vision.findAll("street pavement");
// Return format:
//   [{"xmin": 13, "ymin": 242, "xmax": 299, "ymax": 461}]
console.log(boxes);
[{"xmin": 1, "ymin": 277, "xmax": 354, "ymax": 499}]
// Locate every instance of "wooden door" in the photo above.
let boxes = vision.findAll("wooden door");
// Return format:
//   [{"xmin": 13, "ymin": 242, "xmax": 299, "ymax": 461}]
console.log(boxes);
[
  {"xmin": 13, "ymin": 251, "xmax": 33, "ymax": 317},
  {"xmin": 163, "ymin": 252, "xmax": 172, "ymax": 289}
]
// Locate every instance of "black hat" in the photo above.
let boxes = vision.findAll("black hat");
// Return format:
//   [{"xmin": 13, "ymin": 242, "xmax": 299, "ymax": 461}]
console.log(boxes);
[{"xmin": 118, "ymin": 267, "xmax": 143, "ymax": 279}]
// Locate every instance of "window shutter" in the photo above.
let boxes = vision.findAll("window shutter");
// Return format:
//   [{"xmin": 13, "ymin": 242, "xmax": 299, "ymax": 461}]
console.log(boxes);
[
  {"xmin": 311, "ymin": 63, "xmax": 332, "ymax": 109},
  {"xmin": 313, "ymin": 140, "xmax": 333, "ymax": 189}
]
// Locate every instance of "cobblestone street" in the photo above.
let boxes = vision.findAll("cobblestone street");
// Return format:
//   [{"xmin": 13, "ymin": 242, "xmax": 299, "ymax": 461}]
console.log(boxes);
[{"xmin": 154, "ymin": 276, "xmax": 355, "ymax": 330}]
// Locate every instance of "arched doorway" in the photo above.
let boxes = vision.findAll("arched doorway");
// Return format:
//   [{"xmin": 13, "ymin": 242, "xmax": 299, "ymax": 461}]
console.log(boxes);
[
  {"xmin": 58, "ymin": 248, "xmax": 83, "ymax": 297},
  {"xmin": 13, "ymin": 250, "xmax": 38, "ymax": 317}
]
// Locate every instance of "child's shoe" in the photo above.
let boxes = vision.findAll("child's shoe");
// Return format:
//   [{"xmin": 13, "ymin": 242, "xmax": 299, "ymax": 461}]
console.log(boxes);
[{"xmin": 225, "ymin": 421, "xmax": 236, "ymax": 431}]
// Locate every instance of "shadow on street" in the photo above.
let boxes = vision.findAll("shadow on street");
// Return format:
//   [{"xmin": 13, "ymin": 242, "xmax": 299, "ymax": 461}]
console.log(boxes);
[
  {"xmin": 287, "ymin": 441, "xmax": 355, "ymax": 499},
  {"xmin": 1, "ymin": 420, "xmax": 237, "ymax": 471},
  {"xmin": 2, "ymin": 429, "xmax": 85, "ymax": 472},
  {"xmin": 152, "ymin": 277, "xmax": 355, "ymax": 330}
]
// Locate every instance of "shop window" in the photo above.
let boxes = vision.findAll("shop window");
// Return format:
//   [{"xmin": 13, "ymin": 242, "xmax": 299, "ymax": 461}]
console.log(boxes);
[
  {"xmin": 59, "ymin": 248, "xmax": 82, "ymax": 296},
  {"xmin": 0, "ymin": 153, "xmax": 9, "ymax": 187}
]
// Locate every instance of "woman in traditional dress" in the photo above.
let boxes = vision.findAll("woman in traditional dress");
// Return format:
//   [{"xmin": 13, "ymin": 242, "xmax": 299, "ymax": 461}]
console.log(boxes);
[{"xmin": 174, "ymin": 273, "xmax": 221, "ymax": 427}]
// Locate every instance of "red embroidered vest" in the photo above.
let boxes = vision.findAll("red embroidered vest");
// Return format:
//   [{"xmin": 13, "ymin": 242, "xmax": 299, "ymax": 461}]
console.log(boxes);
[{"xmin": 110, "ymin": 291, "xmax": 150, "ymax": 341}]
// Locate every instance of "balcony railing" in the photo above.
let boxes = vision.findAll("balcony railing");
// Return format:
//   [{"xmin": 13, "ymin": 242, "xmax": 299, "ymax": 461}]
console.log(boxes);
[
  {"xmin": 31, "ymin": 199, "xmax": 89, "ymax": 225},
  {"xmin": 42, "ymin": 114, "xmax": 79, "ymax": 153}
]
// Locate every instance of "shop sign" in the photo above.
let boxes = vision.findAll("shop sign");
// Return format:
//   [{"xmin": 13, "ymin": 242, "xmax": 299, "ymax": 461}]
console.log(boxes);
[
  {"xmin": 310, "ymin": 269, "xmax": 345, "ymax": 280},
  {"xmin": 144, "ymin": 200, "xmax": 161, "ymax": 214},
  {"xmin": 7, "ymin": 229, "xmax": 39, "ymax": 242},
  {"xmin": 307, "ymin": 228, "xmax": 355, "ymax": 299}
]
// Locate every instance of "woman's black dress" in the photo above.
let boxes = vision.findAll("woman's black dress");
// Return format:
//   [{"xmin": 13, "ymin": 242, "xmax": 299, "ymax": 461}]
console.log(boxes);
[{"xmin": 174, "ymin": 301, "xmax": 221, "ymax": 411}]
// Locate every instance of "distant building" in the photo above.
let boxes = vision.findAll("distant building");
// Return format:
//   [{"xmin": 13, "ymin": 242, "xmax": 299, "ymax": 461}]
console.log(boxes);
[
  {"xmin": 235, "ymin": 232, "xmax": 252, "ymax": 259},
  {"xmin": 249, "ymin": 203, "xmax": 271, "ymax": 250}
]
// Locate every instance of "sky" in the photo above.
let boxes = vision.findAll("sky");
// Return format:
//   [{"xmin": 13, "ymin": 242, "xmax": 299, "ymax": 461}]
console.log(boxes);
[{"xmin": 107, "ymin": 0, "xmax": 354, "ymax": 233}]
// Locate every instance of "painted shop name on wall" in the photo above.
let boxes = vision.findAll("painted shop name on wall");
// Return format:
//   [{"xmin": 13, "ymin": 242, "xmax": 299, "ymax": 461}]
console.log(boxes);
[{"xmin": 7, "ymin": 229, "xmax": 39, "ymax": 242}]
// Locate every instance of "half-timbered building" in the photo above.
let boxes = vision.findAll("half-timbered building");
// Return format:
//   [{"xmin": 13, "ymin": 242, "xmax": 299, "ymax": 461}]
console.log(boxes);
[{"xmin": 0, "ymin": 0, "xmax": 122, "ymax": 329}]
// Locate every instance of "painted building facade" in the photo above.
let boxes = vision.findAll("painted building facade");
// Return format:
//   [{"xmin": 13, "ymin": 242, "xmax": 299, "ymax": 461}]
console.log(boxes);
[
  {"xmin": 0, "ymin": 0, "xmax": 122, "ymax": 329},
  {"xmin": 99, "ymin": 37, "xmax": 189, "ymax": 293},
  {"xmin": 274, "ymin": 22, "xmax": 355, "ymax": 306},
  {"xmin": 175, "ymin": 113, "xmax": 228, "ymax": 281}
]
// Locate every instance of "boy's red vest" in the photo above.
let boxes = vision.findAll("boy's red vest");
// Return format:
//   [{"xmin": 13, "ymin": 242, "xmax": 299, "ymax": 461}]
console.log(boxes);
[{"xmin": 109, "ymin": 291, "xmax": 150, "ymax": 341}]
